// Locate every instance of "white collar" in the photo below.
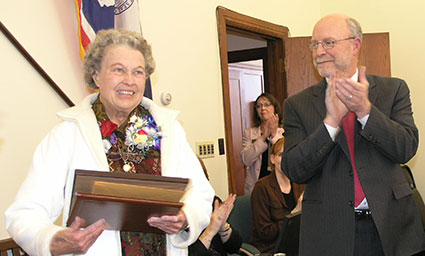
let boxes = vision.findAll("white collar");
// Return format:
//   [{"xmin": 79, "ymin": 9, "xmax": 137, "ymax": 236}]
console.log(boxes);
[{"xmin": 325, "ymin": 68, "xmax": 359, "ymax": 84}]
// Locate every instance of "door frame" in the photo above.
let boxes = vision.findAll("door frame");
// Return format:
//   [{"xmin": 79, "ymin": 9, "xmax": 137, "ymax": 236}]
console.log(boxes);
[{"xmin": 216, "ymin": 6, "xmax": 289, "ymax": 194}]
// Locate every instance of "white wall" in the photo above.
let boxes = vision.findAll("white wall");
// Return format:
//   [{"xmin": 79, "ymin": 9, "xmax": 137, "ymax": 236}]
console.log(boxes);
[{"xmin": 0, "ymin": 1, "xmax": 87, "ymax": 239}]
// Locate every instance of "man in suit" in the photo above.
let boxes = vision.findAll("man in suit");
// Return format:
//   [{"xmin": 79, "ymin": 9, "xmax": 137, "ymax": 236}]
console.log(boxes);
[{"xmin": 281, "ymin": 14, "xmax": 425, "ymax": 256}]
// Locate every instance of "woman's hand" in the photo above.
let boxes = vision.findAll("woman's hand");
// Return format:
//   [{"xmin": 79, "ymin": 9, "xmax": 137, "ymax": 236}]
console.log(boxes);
[
  {"xmin": 290, "ymin": 191, "xmax": 304, "ymax": 214},
  {"xmin": 50, "ymin": 217, "xmax": 106, "ymax": 256},
  {"xmin": 199, "ymin": 194, "xmax": 236, "ymax": 247},
  {"xmin": 261, "ymin": 113, "xmax": 279, "ymax": 140},
  {"xmin": 212, "ymin": 194, "xmax": 236, "ymax": 233},
  {"xmin": 268, "ymin": 113, "xmax": 279, "ymax": 137},
  {"xmin": 147, "ymin": 210, "xmax": 187, "ymax": 234}
]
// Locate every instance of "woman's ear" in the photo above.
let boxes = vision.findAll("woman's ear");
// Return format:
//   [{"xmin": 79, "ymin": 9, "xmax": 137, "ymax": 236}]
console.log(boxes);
[
  {"xmin": 92, "ymin": 71, "xmax": 99, "ymax": 84},
  {"xmin": 270, "ymin": 154, "xmax": 276, "ymax": 166}
]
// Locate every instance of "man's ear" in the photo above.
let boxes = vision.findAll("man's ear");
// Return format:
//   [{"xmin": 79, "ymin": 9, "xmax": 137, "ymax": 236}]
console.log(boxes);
[{"xmin": 352, "ymin": 37, "xmax": 362, "ymax": 56}]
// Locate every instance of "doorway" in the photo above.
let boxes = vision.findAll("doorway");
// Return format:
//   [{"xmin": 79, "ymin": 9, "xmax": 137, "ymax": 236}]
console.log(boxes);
[
  {"xmin": 216, "ymin": 6, "xmax": 289, "ymax": 195},
  {"xmin": 228, "ymin": 36, "xmax": 267, "ymax": 195},
  {"xmin": 228, "ymin": 59, "xmax": 264, "ymax": 195}
]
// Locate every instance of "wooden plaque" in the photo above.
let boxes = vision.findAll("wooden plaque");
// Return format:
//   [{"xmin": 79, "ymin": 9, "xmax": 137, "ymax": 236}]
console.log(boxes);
[{"xmin": 67, "ymin": 169, "xmax": 188, "ymax": 233}]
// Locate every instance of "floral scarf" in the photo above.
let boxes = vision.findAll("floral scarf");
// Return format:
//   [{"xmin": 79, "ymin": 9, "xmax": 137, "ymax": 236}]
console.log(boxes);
[{"xmin": 92, "ymin": 97, "xmax": 166, "ymax": 256}]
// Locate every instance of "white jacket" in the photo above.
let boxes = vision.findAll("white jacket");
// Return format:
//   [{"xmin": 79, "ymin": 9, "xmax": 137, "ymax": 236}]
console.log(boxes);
[{"xmin": 5, "ymin": 93, "xmax": 214, "ymax": 256}]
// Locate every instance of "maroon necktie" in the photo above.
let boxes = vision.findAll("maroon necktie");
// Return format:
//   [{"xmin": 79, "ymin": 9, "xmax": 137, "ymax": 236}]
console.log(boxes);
[{"xmin": 342, "ymin": 112, "xmax": 365, "ymax": 207}]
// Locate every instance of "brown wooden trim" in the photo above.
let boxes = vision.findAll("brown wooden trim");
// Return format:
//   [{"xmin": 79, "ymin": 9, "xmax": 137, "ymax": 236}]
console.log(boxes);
[
  {"xmin": 219, "ymin": 8, "xmax": 288, "ymax": 38},
  {"xmin": 0, "ymin": 238, "xmax": 16, "ymax": 251},
  {"xmin": 0, "ymin": 238, "xmax": 28, "ymax": 255},
  {"xmin": 0, "ymin": 21, "xmax": 75, "ymax": 107},
  {"xmin": 216, "ymin": 6, "xmax": 289, "ymax": 194},
  {"xmin": 266, "ymin": 38, "xmax": 287, "ymax": 103},
  {"xmin": 216, "ymin": 7, "xmax": 235, "ymax": 194}
]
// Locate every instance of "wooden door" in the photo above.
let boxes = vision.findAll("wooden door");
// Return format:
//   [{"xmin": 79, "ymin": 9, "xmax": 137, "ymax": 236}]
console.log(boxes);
[
  {"xmin": 284, "ymin": 33, "xmax": 391, "ymax": 97},
  {"xmin": 228, "ymin": 63, "xmax": 264, "ymax": 195},
  {"xmin": 216, "ymin": 6, "xmax": 288, "ymax": 195}
]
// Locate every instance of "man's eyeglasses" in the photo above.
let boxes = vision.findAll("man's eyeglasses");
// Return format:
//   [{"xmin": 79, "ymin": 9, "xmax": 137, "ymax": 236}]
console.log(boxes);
[
  {"xmin": 255, "ymin": 103, "xmax": 272, "ymax": 109},
  {"xmin": 309, "ymin": 37, "xmax": 355, "ymax": 51}
]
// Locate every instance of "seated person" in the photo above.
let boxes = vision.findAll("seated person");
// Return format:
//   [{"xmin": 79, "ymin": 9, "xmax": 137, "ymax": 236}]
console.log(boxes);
[
  {"xmin": 250, "ymin": 137, "xmax": 304, "ymax": 253},
  {"xmin": 189, "ymin": 159, "xmax": 242, "ymax": 255}
]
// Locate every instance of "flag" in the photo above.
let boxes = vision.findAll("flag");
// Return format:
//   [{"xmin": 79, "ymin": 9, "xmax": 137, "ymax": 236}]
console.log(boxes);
[{"xmin": 75, "ymin": 0, "xmax": 152, "ymax": 99}]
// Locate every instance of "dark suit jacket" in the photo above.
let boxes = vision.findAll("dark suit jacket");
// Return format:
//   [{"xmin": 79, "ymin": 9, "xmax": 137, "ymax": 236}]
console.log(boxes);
[
  {"xmin": 250, "ymin": 170, "xmax": 304, "ymax": 253},
  {"xmin": 281, "ymin": 75, "xmax": 425, "ymax": 256}
]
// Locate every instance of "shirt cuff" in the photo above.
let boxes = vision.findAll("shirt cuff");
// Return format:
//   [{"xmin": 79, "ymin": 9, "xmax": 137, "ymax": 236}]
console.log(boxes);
[
  {"xmin": 358, "ymin": 114, "xmax": 369, "ymax": 129},
  {"xmin": 324, "ymin": 122, "xmax": 341, "ymax": 141}
]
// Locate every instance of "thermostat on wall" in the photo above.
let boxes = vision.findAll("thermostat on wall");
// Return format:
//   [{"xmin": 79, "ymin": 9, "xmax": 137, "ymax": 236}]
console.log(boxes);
[{"xmin": 161, "ymin": 92, "xmax": 172, "ymax": 105}]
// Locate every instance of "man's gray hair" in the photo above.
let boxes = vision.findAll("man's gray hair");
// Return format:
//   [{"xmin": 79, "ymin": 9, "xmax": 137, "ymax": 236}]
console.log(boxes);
[{"xmin": 346, "ymin": 17, "xmax": 363, "ymax": 39}]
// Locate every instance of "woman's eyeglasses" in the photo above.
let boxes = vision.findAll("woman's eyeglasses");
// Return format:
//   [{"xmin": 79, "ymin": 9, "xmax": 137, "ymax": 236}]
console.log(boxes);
[{"xmin": 255, "ymin": 103, "xmax": 272, "ymax": 109}]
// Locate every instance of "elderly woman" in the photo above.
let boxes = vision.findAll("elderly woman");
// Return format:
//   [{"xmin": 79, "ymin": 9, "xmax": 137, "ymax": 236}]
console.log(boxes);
[
  {"xmin": 250, "ymin": 138, "xmax": 304, "ymax": 253},
  {"xmin": 5, "ymin": 29, "xmax": 214, "ymax": 256},
  {"xmin": 240, "ymin": 93, "xmax": 284, "ymax": 194}
]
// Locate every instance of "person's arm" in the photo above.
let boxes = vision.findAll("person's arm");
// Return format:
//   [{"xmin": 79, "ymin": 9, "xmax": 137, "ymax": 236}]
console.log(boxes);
[
  {"xmin": 269, "ymin": 127, "xmax": 284, "ymax": 145},
  {"xmin": 188, "ymin": 195, "xmax": 239, "ymax": 255},
  {"xmin": 359, "ymin": 79, "xmax": 418, "ymax": 163},
  {"xmin": 148, "ymin": 210, "xmax": 188, "ymax": 234},
  {"xmin": 5, "ymin": 122, "xmax": 89, "ymax": 256},
  {"xmin": 188, "ymin": 239, "xmax": 212, "ymax": 256},
  {"xmin": 290, "ymin": 191, "xmax": 304, "ymax": 214},
  {"xmin": 281, "ymin": 72, "xmax": 359, "ymax": 184},
  {"xmin": 281, "ymin": 96, "xmax": 337, "ymax": 184},
  {"xmin": 203, "ymin": 195, "xmax": 236, "ymax": 245},
  {"xmin": 50, "ymin": 217, "xmax": 106, "ymax": 255},
  {"xmin": 240, "ymin": 128, "xmax": 268, "ymax": 166},
  {"xmin": 335, "ymin": 67, "xmax": 418, "ymax": 162},
  {"xmin": 222, "ymin": 226, "xmax": 243, "ymax": 254}
]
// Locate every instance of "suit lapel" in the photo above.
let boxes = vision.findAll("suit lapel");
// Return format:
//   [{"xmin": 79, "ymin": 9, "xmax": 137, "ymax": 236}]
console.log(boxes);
[
  {"xmin": 367, "ymin": 75, "xmax": 378, "ymax": 106},
  {"xmin": 312, "ymin": 79, "xmax": 327, "ymax": 119}
]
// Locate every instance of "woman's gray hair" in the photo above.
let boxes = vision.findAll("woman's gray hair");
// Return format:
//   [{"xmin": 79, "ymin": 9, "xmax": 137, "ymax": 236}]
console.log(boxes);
[
  {"xmin": 346, "ymin": 17, "xmax": 363, "ymax": 40},
  {"xmin": 83, "ymin": 29, "xmax": 155, "ymax": 89}
]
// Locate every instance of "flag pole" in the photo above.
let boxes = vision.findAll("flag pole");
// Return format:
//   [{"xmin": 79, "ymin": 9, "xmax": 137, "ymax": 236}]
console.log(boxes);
[{"xmin": 0, "ymin": 21, "xmax": 75, "ymax": 107}]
